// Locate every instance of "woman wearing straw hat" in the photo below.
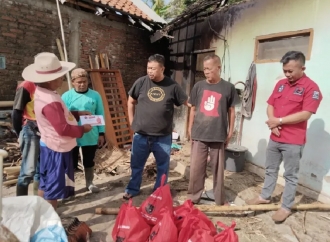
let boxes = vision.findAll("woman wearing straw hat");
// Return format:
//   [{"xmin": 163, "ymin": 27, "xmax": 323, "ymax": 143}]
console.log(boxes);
[{"xmin": 22, "ymin": 52, "xmax": 92, "ymax": 209}]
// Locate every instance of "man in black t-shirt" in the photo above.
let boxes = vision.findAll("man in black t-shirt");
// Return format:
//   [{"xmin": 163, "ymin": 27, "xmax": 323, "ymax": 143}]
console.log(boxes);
[
  {"xmin": 123, "ymin": 54, "xmax": 188, "ymax": 200},
  {"xmin": 187, "ymin": 54, "xmax": 239, "ymax": 205}
]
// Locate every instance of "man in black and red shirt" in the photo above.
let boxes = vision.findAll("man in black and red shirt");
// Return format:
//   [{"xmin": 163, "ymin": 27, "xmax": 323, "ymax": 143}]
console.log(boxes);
[
  {"xmin": 247, "ymin": 51, "xmax": 322, "ymax": 222},
  {"xmin": 12, "ymin": 81, "xmax": 40, "ymax": 196},
  {"xmin": 187, "ymin": 54, "xmax": 239, "ymax": 205}
]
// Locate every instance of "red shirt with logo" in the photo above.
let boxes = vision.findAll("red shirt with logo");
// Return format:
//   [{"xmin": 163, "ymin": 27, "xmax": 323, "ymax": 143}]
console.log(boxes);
[{"xmin": 267, "ymin": 74, "xmax": 322, "ymax": 145}]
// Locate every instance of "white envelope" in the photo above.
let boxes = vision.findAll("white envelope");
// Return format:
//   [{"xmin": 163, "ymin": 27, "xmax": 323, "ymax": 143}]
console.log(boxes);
[{"xmin": 80, "ymin": 115, "xmax": 105, "ymax": 126}]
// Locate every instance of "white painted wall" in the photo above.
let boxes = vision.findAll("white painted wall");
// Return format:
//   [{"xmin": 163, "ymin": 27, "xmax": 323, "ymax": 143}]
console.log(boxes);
[{"xmin": 213, "ymin": 0, "xmax": 330, "ymax": 201}]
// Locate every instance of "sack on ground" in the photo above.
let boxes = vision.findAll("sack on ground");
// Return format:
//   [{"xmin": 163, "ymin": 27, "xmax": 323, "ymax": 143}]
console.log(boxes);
[
  {"xmin": 112, "ymin": 199, "xmax": 150, "ymax": 242},
  {"xmin": 214, "ymin": 221, "xmax": 239, "ymax": 242},
  {"xmin": 140, "ymin": 174, "xmax": 173, "ymax": 225},
  {"xmin": 148, "ymin": 207, "xmax": 178, "ymax": 242}
]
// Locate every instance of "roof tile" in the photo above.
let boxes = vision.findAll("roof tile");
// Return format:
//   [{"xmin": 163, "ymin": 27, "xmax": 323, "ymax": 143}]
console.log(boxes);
[{"xmin": 92, "ymin": 0, "xmax": 152, "ymax": 21}]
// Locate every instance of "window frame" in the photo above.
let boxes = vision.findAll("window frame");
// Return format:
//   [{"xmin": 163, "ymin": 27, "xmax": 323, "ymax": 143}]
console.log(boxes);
[{"xmin": 254, "ymin": 28, "xmax": 314, "ymax": 63}]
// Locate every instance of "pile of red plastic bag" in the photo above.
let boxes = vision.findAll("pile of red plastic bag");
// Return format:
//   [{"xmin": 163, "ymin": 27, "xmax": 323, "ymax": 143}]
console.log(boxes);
[{"xmin": 112, "ymin": 175, "xmax": 239, "ymax": 242}]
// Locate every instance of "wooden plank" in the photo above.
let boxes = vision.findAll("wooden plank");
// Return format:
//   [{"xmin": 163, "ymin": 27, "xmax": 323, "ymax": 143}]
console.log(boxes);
[
  {"xmin": 99, "ymin": 53, "xmax": 106, "ymax": 68},
  {"xmin": 4, "ymin": 166, "xmax": 20, "ymax": 174},
  {"xmin": 88, "ymin": 69, "xmax": 132, "ymax": 147},
  {"xmin": 114, "ymin": 70, "xmax": 134, "ymax": 139},
  {"xmin": 116, "ymin": 134, "xmax": 131, "ymax": 139},
  {"xmin": 114, "ymin": 128, "xmax": 130, "ymax": 133},
  {"xmin": 3, "ymin": 179, "xmax": 18, "ymax": 186},
  {"xmin": 111, "ymin": 116, "xmax": 126, "ymax": 120},
  {"xmin": 112, "ymin": 122, "xmax": 128, "ymax": 127},
  {"xmin": 95, "ymin": 203, "xmax": 330, "ymax": 215},
  {"xmin": 104, "ymin": 87, "xmax": 124, "ymax": 90},
  {"xmin": 109, "ymin": 110, "xmax": 125, "ymax": 115},
  {"xmin": 89, "ymin": 71, "xmax": 117, "ymax": 146},
  {"xmin": 117, "ymin": 141, "xmax": 131, "ymax": 145},
  {"xmin": 105, "ymin": 53, "xmax": 110, "ymax": 69},
  {"xmin": 105, "ymin": 97, "xmax": 122, "ymax": 102}
]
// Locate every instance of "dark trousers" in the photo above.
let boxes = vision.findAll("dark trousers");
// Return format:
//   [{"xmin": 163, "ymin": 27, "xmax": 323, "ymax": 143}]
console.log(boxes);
[
  {"xmin": 187, "ymin": 140, "xmax": 225, "ymax": 205},
  {"xmin": 72, "ymin": 145, "xmax": 98, "ymax": 169},
  {"xmin": 125, "ymin": 133, "xmax": 172, "ymax": 196}
]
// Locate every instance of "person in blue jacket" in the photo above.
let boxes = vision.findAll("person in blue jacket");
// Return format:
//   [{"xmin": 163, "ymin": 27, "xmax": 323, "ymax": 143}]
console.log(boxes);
[{"xmin": 62, "ymin": 68, "xmax": 105, "ymax": 193}]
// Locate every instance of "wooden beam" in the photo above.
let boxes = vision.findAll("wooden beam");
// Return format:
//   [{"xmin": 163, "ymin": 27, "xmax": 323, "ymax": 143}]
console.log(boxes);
[
  {"xmin": 65, "ymin": 0, "xmax": 96, "ymax": 11},
  {"xmin": 95, "ymin": 203, "xmax": 330, "ymax": 215}
]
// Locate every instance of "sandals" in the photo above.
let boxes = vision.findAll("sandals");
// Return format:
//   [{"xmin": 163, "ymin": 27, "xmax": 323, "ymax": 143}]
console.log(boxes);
[{"xmin": 122, "ymin": 193, "xmax": 133, "ymax": 201}]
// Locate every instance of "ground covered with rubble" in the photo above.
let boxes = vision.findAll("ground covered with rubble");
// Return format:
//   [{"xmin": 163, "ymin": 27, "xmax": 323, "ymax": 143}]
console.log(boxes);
[{"xmin": 2, "ymin": 141, "xmax": 330, "ymax": 242}]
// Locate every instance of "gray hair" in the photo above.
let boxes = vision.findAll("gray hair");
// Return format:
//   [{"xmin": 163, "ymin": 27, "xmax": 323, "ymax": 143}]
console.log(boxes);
[{"xmin": 203, "ymin": 54, "xmax": 221, "ymax": 65}]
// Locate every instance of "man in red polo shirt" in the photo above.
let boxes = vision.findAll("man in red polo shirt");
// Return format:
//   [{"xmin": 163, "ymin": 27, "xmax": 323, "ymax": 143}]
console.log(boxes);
[{"xmin": 247, "ymin": 51, "xmax": 322, "ymax": 223}]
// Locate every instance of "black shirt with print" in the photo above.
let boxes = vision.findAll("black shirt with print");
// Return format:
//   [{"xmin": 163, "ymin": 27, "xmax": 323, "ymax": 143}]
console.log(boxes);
[
  {"xmin": 129, "ymin": 75, "xmax": 187, "ymax": 136},
  {"xmin": 189, "ymin": 79, "xmax": 240, "ymax": 142}
]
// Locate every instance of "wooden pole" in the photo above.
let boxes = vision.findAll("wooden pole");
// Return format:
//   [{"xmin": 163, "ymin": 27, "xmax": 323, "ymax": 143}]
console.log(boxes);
[
  {"xmin": 56, "ymin": 0, "xmax": 72, "ymax": 89},
  {"xmin": 0, "ymin": 149, "xmax": 9, "ymax": 222},
  {"xmin": 95, "ymin": 203, "xmax": 330, "ymax": 216}
]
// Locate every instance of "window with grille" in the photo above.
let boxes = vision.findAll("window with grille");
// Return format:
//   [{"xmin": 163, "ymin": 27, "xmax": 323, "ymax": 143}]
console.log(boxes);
[{"xmin": 254, "ymin": 29, "xmax": 313, "ymax": 63}]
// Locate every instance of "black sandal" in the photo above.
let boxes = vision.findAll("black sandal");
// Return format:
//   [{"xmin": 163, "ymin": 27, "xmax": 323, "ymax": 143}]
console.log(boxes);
[{"xmin": 122, "ymin": 193, "xmax": 133, "ymax": 201}]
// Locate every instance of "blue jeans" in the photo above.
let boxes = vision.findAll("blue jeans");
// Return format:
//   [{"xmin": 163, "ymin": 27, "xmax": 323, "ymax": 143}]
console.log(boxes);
[
  {"xmin": 125, "ymin": 133, "xmax": 172, "ymax": 196},
  {"xmin": 18, "ymin": 123, "xmax": 40, "ymax": 187}
]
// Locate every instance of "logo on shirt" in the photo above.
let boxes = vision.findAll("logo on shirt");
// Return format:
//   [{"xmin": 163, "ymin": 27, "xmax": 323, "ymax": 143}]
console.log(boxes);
[
  {"xmin": 68, "ymin": 112, "xmax": 75, "ymax": 121},
  {"xmin": 293, "ymin": 87, "xmax": 305, "ymax": 96},
  {"xmin": 147, "ymin": 87, "xmax": 165, "ymax": 102},
  {"xmin": 278, "ymin": 84, "xmax": 285, "ymax": 93},
  {"xmin": 200, "ymin": 90, "xmax": 222, "ymax": 117},
  {"xmin": 312, "ymin": 91, "xmax": 320, "ymax": 100}
]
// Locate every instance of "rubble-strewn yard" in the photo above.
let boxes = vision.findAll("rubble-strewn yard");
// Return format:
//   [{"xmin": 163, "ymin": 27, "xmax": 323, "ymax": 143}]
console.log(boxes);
[{"xmin": 2, "ymin": 142, "xmax": 330, "ymax": 242}]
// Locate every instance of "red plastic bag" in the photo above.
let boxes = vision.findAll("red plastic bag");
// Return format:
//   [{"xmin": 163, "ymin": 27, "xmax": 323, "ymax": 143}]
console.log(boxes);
[
  {"xmin": 214, "ymin": 221, "xmax": 239, "ymax": 242},
  {"xmin": 112, "ymin": 199, "xmax": 151, "ymax": 242},
  {"xmin": 174, "ymin": 200, "xmax": 216, "ymax": 234},
  {"xmin": 178, "ymin": 215, "xmax": 216, "ymax": 241},
  {"xmin": 173, "ymin": 200, "xmax": 193, "ymax": 231},
  {"xmin": 188, "ymin": 229, "xmax": 215, "ymax": 242},
  {"xmin": 140, "ymin": 174, "xmax": 173, "ymax": 225},
  {"xmin": 148, "ymin": 208, "xmax": 178, "ymax": 242}
]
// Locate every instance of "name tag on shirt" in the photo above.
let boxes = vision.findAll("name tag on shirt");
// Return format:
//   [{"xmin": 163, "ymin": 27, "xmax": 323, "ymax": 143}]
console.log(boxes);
[{"xmin": 80, "ymin": 115, "xmax": 105, "ymax": 126}]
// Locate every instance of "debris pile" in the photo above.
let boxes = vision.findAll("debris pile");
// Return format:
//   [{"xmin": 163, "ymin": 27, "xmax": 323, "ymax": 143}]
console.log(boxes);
[
  {"xmin": 94, "ymin": 146, "xmax": 130, "ymax": 175},
  {"xmin": 1, "ymin": 138, "xmax": 21, "ymax": 187},
  {"xmin": 0, "ymin": 110, "xmax": 15, "ymax": 140}
]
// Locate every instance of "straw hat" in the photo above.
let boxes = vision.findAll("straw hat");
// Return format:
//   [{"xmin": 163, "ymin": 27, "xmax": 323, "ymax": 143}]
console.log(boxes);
[{"xmin": 22, "ymin": 52, "xmax": 76, "ymax": 83}]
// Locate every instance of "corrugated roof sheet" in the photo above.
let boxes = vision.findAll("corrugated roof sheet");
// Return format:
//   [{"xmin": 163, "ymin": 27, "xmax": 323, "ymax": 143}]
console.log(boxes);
[{"xmin": 93, "ymin": 0, "xmax": 166, "ymax": 23}]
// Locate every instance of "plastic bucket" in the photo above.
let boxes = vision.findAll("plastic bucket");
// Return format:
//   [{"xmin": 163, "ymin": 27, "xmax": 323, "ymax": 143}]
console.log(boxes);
[{"xmin": 224, "ymin": 144, "xmax": 248, "ymax": 172}]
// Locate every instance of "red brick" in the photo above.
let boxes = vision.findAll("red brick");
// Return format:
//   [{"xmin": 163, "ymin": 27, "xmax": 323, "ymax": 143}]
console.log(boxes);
[
  {"xmin": 10, "ymin": 28, "xmax": 23, "ymax": 33},
  {"xmin": 2, "ymin": 32, "xmax": 16, "ymax": 38},
  {"xmin": 1, "ymin": 16, "xmax": 15, "ymax": 21}
]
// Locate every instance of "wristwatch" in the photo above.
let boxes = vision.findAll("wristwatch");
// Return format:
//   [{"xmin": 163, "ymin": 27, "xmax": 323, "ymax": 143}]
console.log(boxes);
[{"xmin": 279, "ymin": 118, "xmax": 283, "ymax": 125}]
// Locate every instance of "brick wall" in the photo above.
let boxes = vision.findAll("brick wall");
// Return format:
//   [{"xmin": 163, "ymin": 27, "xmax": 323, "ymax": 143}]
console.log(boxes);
[
  {"xmin": 0, "ymin": 0, "xmax": 165, "ymax": 101},
  {"xmin": 80, "ymin": 20, "xmax": 155, "ymax": 92},
  {"xmin": 0, "ymin": 0, "xmax": 70, "ymax": 101}
]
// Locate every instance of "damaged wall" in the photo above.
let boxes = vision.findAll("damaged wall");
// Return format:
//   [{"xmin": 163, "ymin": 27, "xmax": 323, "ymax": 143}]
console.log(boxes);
[
  {"xmin": 212, "ymin": 0, "xmax": 330, "ymax": 201},
  {"xmin": 0, "ymin": 0, "xmax": 163, "ymax": 101}
]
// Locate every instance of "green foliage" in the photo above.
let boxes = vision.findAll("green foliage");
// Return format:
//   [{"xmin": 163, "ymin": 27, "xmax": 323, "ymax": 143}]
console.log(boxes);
[
  {"xmin": 183, "ymin": 0, "xmax": 197, "ymax": 6},
  {"xmin": 143, "ymin": 0, "xmax": 244, "ymax": 20}
]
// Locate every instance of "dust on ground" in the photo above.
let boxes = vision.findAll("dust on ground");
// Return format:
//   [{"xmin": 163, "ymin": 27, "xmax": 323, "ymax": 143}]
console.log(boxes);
[{"xmin": 2, "ymin": 142, "xmax": 330, "ymax": 242}]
